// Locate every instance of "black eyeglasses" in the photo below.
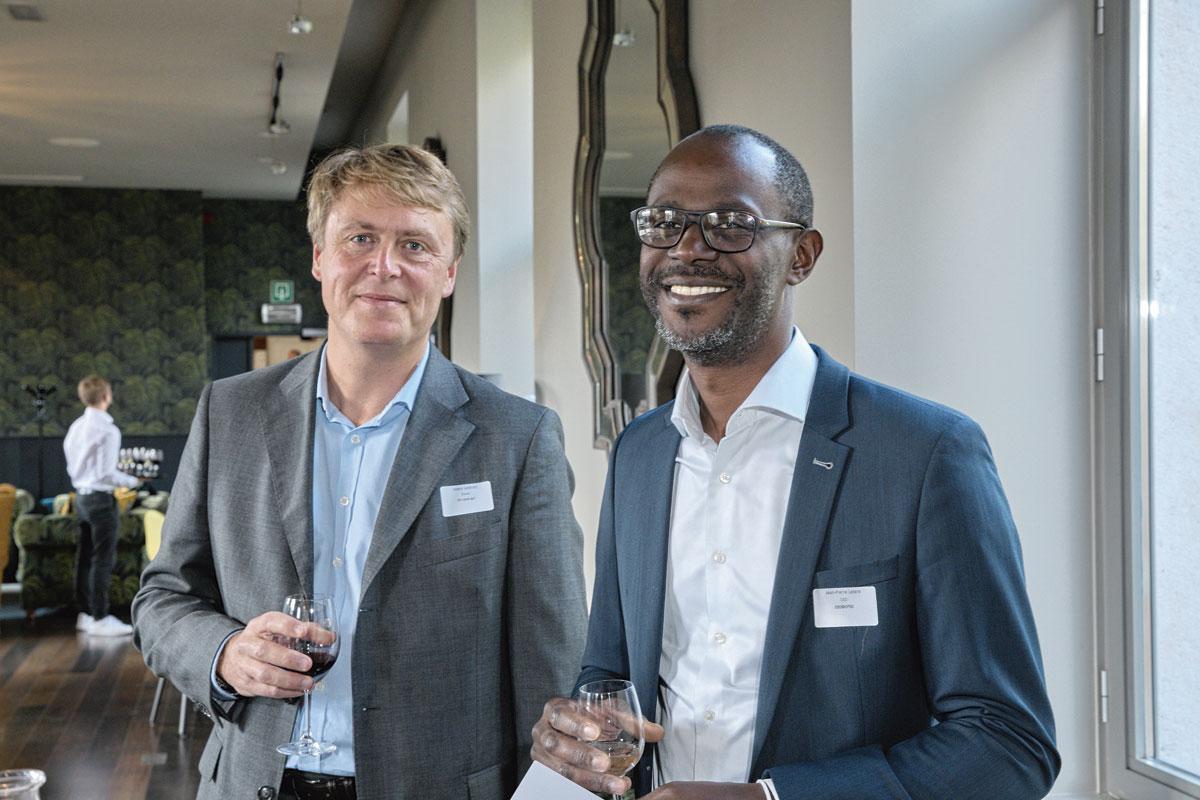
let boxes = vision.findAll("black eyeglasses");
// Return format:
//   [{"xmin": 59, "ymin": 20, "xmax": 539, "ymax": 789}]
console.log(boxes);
[{"xmin": 630, "ymin": 205, "xmax": 807, "ymax": 253}]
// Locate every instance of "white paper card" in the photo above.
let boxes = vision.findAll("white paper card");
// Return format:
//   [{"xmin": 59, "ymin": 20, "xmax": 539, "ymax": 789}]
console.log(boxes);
[
  {"xmin": 511, "ymin": 761, "xmax": 599, "ymax": 800},
  {"xmin": 440, "ymin": 481, "xmax": 495, "ymax": 517},
  {"xmin": 813, "ymin": 586, "xmax": 879, "ymax": 628}
]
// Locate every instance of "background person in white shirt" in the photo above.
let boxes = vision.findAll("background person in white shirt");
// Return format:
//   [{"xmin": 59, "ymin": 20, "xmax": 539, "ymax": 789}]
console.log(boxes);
[
  {"xmin": 531, "ymin": 125, "xmax": 1058, "ymax": 800},
  {"xmin": 63, "ymin": 374, "xmax": 139, "ymax": 636}
]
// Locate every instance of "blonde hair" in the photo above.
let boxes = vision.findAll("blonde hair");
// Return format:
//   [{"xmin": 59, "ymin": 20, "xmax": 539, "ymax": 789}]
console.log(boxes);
[
  {"xmin": 77, "ymin": 375, "xmax": 110, "ymax": 407},
  {"xmin": 306, "ymin": 143, "xmax": 470, "ymax": 258}
]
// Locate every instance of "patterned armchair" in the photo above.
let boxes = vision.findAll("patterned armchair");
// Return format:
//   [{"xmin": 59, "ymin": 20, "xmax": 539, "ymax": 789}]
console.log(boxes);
[{"xmin": 12, "ymin": 501, "xmax": 165, "ymax": 621}]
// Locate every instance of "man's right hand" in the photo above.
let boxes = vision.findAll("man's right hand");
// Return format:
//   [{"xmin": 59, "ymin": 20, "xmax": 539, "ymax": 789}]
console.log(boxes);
[
  {"xmin": 215, "ymin": 611, "xmax": 332, "ymax": 699},
  {"xmin": 531, "ymin": 696, "xmax": 665, "ymax": 796}
]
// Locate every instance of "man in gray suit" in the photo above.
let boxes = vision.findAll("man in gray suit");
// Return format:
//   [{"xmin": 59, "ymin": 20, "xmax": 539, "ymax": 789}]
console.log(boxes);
[
  {"xmin": 133, "ymin": 144, "xmax": 587, "ymax": 800},
  {"xmin": 532, "ymin": 126, "xmax": 1058, "ymax": 799}
]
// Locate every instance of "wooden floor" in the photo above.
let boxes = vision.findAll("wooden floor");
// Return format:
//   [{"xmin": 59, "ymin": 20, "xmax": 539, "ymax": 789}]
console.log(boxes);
[{"xmin": 0, "ymin": 607, "xmax": 211, "ymax": 800}]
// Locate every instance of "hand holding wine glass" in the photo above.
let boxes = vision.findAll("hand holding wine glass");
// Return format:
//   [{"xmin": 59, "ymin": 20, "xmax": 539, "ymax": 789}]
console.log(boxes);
[
  {"xmin": 276, "ymin": 594, "xmax": 340, "ymax": 758},
  {"xmin": 578, "ymin": 679, "xmax": 645, "ymax": 800}
]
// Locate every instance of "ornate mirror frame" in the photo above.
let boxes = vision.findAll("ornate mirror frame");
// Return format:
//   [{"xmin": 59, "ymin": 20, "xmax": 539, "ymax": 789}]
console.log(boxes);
[{"xmin": 575, "ymin": 0, "xmax": 700, "ymax": 448}]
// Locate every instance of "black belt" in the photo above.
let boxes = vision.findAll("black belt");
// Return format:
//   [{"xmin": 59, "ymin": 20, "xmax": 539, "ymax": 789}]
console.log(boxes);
[{"xmin": 278, "ymin": 769, "xmax": 356, "ymax": 800}]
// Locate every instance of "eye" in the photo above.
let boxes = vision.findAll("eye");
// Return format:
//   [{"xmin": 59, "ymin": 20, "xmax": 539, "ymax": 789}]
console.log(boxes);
[
  {"xmin": 349, "ymin": 233, "xmax": 373, "ymax": 245},
  {"xmin": 404, "ymin": 241, "xmax": 426, "ymax": 252}
]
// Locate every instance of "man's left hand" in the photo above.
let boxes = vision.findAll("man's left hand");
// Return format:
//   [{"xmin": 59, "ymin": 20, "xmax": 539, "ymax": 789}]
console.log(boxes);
[{"xmin": 643, "ymin": 782, "xmax": 764, "ymax": 799}]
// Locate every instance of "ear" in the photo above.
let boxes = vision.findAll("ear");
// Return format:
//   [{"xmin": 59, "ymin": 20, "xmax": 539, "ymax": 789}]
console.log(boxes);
[
  {"xmin": 311, "ymin": 242, "xmax": 323, "ymax": 281},
  {"xmin": 442, "ymin": 256, "xmax": 460, "ymax": 298},
  {"xmin": 786, "ymin": 228, "xmax": 823, "ymax": 286}
]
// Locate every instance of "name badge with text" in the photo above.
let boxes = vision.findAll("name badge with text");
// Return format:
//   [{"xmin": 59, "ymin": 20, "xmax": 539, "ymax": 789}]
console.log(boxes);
[
  {"xmin": 440, "ymin": 481, "xmax": 495, "ymax": 517},
  {"xmin": 813, "ymin": 586, "xmax": 879, "ymax": 628}
]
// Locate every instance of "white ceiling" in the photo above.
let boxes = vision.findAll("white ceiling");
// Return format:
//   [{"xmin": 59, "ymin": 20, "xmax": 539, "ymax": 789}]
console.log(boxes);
[{"xmin": 0, "ymin": 0, "xmax": 373, "ymax": 199}]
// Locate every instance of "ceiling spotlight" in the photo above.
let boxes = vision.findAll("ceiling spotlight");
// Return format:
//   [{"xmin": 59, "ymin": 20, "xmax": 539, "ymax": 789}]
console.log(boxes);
[
  {"xmin": 258, "ymin": 157, "xmax": 288, "ymax": 175},
  {"xmin": 612, "ymin": 29, "xmax": 635, "ymax": 47},
  {"xmin": 49, "ymin": 136, "xmax": 101, "ymax": 148},
  {"xmin": 288, "ymin": 0, "xmax": 312, "ymax": 34},
  {"xmin": 268, "ymin": 119, "xmax": 291, "ymax": 136}
]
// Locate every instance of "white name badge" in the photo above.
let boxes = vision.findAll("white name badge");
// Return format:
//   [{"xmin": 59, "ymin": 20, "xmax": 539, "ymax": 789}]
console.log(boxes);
[
  {"xmin": 440, "ymin": 481, "xmax": 495, "ymax": 517},
  {"xmin": 813, "ymin": 586, "xmax": 879, "ymax": 628}
]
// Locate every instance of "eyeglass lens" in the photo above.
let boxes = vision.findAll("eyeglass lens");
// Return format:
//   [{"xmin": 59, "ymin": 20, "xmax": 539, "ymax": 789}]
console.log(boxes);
[{"xmin": 634, "ymin": 207, "xmax": 758, "ymax": 253}]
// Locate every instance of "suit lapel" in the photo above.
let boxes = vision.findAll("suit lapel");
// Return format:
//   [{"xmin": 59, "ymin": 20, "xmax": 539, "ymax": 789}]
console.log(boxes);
[
  {"xmin": 260, "ymin": 352, "xmax": 321, "ymax": 595},
  {"xmin": 751, "ymin": 347, "xmax": 852, "ymax": 771},
  {"xmin": 619, "ymin": 410, "xmax": 681, "ymax": 725},
  {"xmin": 359, "ymin": 350, "xmax": 473, "ymax": 600}
]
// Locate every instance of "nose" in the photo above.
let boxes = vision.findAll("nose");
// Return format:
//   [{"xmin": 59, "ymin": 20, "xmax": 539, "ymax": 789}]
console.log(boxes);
[
  {"xmin": 667, "ymin": 218, "xmax": 717, "ymax": 263},
  {"xmin": 368, "ymin": 244, "xmax": 403, "ymax": 277}
]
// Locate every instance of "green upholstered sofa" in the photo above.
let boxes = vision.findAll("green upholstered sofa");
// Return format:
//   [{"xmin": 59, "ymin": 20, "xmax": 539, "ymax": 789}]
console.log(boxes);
[{"xmin": 12, "ymin": 500, "xmax": 165, "ymax": 621}]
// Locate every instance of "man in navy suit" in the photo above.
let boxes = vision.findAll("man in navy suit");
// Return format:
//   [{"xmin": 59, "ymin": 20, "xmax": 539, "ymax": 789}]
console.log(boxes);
[{"xmin": 531, "ymin": 125, "xmax": 1059, "ymax": 799}]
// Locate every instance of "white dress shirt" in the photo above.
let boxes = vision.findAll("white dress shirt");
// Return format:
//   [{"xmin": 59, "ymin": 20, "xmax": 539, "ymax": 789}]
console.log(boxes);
[
  {"xmin": 63, "ymin": 407, "xmax": 139, "ymax": 493},
  {"xmin": 656, "ymin": 328, "xmax": 817, "ymax": 791}
]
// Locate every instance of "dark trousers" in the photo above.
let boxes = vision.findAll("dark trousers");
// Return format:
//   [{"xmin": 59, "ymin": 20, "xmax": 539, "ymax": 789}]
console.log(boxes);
[{"xmin": 74, "ymin": 492, "xmax": 118, "ymax": 619}]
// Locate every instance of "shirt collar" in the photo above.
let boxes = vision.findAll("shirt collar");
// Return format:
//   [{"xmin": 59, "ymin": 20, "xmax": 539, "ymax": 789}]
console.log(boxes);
[
  {"xmin": 316, "ymin": 341, "xmax": 430, "ymax": 429},
  {"xmin": 670, "ymin": 327, "xmax": 818, "ymax": 440},
  {"xmin": 83, "ymin": 406, "xmax": 113, "ymax": 424}
]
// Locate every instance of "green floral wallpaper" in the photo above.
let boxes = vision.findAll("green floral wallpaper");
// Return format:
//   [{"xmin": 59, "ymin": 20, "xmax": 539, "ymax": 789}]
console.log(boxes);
[
  {"xmin": 204, "ymin": 198, "xmax": 324, "ymax": 335},
  {"xmin": 0, "ymin": 187, "xmax": 206, "ymax": 436},
  {"xmin": 0, "ymin": 187, "xmax": 320, "ymax": 437}
]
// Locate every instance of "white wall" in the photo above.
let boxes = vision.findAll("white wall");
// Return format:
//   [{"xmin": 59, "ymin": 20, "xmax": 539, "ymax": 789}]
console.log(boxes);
[
  {"xmin": 691, "ymin": 0, "xmax": 856, "ymax": 367},
  {"xmin": 851, "ymin": 1, "xmax": 1095, "ymax": 796},
  {"xmin": 531, "ymin": 1, "xmax": 610, "ymax": 589}
]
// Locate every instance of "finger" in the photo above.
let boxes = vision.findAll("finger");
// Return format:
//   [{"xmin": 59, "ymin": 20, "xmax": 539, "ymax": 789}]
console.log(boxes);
[
  {"xmin": 246, "ymin": 611, "xmax": 315, "ymax": 641},
  {"xmin": 643, "ymin": 720, "xmax": 666, "ymax": 742},
  {"xmin": 232, "ymin": 657, "xmax": 313, "ymax": 696},
  {"xmin": 232, "ymin": 633, "xmax": 313, "ymax": 674},
  {"xmin": 294, "ymin": 621, "xmax": 336, "ymax": 646},
  {"xmin": 546, "ymin": 699, "xmax": 601, "ymax": 740}
]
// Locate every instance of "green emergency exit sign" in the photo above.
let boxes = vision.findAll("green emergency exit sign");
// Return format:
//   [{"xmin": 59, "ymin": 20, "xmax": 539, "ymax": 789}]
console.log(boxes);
[{"xmin": 270, "ymin": 279, "xmax": 294, "ymax": 304}]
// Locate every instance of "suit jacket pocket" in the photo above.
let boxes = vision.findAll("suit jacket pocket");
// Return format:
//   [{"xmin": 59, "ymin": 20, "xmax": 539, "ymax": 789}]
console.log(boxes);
[
  {"xmin": 467, "ymin": 762, "xmax": 503, "ymax": 800},
  {"xmin": 814, "ymin": 555, "xmax": 899, "ymax": 588},
  {"xmin": 412, "ymin": 511, "xmax": 503, "ymax": 566},
  {"xmin": 198, "ymin": 732, "xmax": 222, "ymax": 782}
]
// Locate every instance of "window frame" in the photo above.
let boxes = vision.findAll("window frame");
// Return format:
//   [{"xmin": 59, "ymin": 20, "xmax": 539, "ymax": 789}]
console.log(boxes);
[{"xmin": 1095, "ymin": 1, "xmax": 1200, "ymax": 797}]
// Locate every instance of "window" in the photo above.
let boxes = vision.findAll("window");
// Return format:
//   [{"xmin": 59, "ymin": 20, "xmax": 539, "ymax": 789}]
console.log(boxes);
[{"xmin": 1096, "ymin": 1, "xmax": 1200, "ymax": 797}]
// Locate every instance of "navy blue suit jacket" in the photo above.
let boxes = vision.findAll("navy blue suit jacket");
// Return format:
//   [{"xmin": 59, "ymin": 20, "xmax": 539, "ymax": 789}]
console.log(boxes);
[{"xmin": 578, "ymin": 346, "xmax": 1060, "ymax": 799}]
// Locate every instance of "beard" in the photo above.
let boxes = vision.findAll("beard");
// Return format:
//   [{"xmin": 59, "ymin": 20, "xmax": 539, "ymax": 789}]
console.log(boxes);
[{"xmin": 641, "ymin": 261, "xmax": 784, "ymax": 367}]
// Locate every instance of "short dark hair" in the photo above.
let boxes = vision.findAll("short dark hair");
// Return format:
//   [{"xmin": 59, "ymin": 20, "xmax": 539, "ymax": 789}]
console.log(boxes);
[{"xmin": 656, "ymin": 124, "xmax": 815, "ymax": 227}]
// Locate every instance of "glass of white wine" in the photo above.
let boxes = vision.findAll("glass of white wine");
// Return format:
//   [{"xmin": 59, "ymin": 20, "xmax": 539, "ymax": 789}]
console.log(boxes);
[{"xmin": 578, "ymin": 679, "xmax": 645, "ymax": 800}]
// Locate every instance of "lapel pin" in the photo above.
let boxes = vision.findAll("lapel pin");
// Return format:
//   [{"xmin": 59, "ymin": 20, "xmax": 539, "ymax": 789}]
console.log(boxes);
[{"xmin": 812, "ymin": 458, "xmax": 834, "ymax": 470}]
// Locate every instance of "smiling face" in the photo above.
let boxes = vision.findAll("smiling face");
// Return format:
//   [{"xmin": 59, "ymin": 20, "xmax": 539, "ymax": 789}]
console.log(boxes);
[
  {"xmin": 313, "ymin": 189, "xmax": 458, "ymax": 358},
  {"xmin": 639, "ymin": 135, "xmax": 818, "ymax": 367}
]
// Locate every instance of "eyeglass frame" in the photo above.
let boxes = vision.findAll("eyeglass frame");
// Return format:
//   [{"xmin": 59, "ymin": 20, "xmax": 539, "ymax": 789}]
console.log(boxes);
[{"xmin": 629, "ymin": 205, "xmax": 808, "ymax": 253}]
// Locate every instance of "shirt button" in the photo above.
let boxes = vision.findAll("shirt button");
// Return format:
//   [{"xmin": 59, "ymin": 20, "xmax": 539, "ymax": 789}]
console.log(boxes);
[
  {"xmin": 332, "ymin": 556, "xmax": 343, "ymax": 569},
  {"xmin": 338, "ymin": 496, "xmax": 350, "ymax": 507},
  {"xmin": 718, "ymin": 472, "xmax": 732, "ymax": 484},
  {"xmin": 713, "ymin": 632, "xmax": 727, "ymax": 645},
  {"xmin": 350, "ymin": 434, "xmax": 361, "ymax": 444},
  {"xmin": 712, "ymin": 551, "xmax": 727, "ymax": 564},
  {"xmin": 703, "ymin": 709, "xmax": 716, "ymax": 722}
]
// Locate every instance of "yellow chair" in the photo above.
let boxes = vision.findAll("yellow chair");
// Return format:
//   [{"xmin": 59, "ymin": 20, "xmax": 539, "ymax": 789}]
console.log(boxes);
[
  {"xmin": 141, "ymin": 507, "xmax": 188, "ymax": 734},
  {"xmin": 0, "ymin": 483, "xmax": 16, "ymax": 578},
  {"xmin": 140, "ymin": 509, "xmax": 165, "ymax": 561},
  {"xmin": 52, "ymin": 492, "xmax": 75, "ymax": 515},
  {"xmin": 114, "ymin": 487, "xmax": 137, "ymax": 514}
]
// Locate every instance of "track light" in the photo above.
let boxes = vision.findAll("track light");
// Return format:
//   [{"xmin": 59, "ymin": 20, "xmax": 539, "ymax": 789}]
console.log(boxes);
[
  {"xmin": 266, "ymin": 53, "xmax": 290, "ymax": 137},
  {"xmin": 288, "ymin": 0, "xmax": 312, "ymax": 34}
]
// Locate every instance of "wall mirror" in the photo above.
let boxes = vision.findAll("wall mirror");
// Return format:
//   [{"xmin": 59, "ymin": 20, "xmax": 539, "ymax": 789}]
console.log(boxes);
[{"xmin": 575, "ymin": 0, "xmax": 699, "ymax": 448}]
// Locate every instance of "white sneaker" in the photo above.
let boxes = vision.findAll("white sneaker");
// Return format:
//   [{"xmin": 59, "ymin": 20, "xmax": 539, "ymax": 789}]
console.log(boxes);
[
  {"xmin": 76, "ymin": 612, "xmax": 94, "ymax": 631},
  {"xmin": 87, "ymin": 615, "xmax": 133, "ymax": 637}
]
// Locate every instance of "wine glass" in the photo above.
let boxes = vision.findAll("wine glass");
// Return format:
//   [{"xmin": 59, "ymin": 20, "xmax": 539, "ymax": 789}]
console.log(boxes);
[
  {"xmin": 578, "ymin": 679, "xmax": 645, "ymax": 800},
  {"xmin": 276, "ymin": 594, "xmax": 340, "ymax": 758}
]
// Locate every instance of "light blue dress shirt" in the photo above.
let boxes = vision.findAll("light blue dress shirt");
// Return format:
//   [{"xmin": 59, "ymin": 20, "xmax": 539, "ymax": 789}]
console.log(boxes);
[{"xmin": 288, "ymin": 342, "xmax": 429, "ymax": 775}]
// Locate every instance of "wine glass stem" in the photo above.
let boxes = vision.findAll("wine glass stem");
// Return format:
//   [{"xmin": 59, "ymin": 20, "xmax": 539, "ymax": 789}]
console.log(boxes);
[{"xmin": 302, "ymin": 688, "xmax": 313, "ymax": 743}]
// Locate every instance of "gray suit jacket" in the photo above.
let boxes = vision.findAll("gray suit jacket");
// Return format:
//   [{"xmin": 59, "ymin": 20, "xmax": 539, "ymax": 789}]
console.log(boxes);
[
  {"xmin": 579, "ymin": 346, "xmax": 1059, "ymax": 799},
  {"xmin": 133, "ymin": 348, "xmax": 587, "ymax": 800}
]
